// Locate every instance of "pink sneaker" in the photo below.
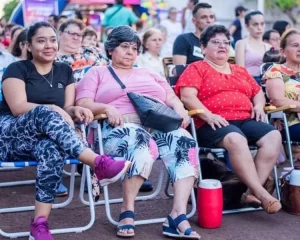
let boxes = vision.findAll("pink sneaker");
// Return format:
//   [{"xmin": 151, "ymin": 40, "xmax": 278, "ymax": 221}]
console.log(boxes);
[
  {"xmin": 29, "ymin": 216, "xmax": 54, "ymax": 240},
  {"xmin": 94, "ymin": 155, "xmax": 131, "ymax": 186}
]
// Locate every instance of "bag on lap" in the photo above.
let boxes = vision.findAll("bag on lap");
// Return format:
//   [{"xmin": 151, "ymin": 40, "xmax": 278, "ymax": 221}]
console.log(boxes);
[{"xmin": 107, "ymin": 66, "xmax": 183, "ymax": 132}]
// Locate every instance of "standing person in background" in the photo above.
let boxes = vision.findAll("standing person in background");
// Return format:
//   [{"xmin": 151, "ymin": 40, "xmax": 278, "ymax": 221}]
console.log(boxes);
[
  {"xmin": 229, "ymin": 5, "xmax": 248, "ymax": 47},
  {"xmin": 11, "ymin": 29, "xmax": 28, "ymax": 60},
  {"xmin": 235, "ymin": 11, "xmax": 271, "ymax": 84},
  {"xmin": 263, "ymin": 30, "xmax": 280, "ymax": 50},
  {"xmin": 273, "ymin": 20, "xmax": 290, "ymax": 36},
  {"xmin": 102, "ymin": 0, "xmax": 138, "ymax": 39},
  {"xmin": 160, "ymin": 7, "xmax": 183, "ymax": 57},
  {"xmin": 173, "ymin": 2, "xmax": 215, "ymax": 65},
  {"xmin": 182, "ymin": 0, "xmax": 199, "ymax": 34}
]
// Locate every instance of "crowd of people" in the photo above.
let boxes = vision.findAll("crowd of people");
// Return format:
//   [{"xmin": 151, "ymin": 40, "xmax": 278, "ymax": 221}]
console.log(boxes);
[{"xmin": 1, "ymin": 0, "xmax": 300, "ymax": 239}]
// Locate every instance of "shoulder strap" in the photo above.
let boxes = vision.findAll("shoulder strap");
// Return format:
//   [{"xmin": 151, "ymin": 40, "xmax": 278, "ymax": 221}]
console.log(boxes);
[{"xmin": 107, "ymin": 65, "xmax": 126, "ymax": 89}]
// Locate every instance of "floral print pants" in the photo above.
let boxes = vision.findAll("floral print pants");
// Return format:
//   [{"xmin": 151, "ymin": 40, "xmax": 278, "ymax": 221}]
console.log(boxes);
[
  {"xmin": 99, "ymin": 122, "xmax": 199, "ymax": 183},
  {"xmin": 0, "ymin": 106, "xmax": 86, "ymax": 203}
]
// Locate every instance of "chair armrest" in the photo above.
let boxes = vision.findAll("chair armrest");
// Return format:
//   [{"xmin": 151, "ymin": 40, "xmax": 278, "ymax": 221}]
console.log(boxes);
[
  {"xmin": 265, "ymin": 105, "xmax": 296, "ymax": 114},
  {"xmin": 94, "ymin": 109, "xmax": 204, "ymax": 121},
  {"xmin": 188, "ymin": 109, "xmax": 204, "ymax": 116}
]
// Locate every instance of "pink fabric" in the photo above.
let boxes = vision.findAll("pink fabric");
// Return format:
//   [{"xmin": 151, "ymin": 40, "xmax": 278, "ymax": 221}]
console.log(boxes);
[
  {"xmin": 244, "ymin": 42, "xmax": 267, "ymax": 76},
  {"xmin": 76, "ymin": 66, "xmax": 174, "ymax": 114}
]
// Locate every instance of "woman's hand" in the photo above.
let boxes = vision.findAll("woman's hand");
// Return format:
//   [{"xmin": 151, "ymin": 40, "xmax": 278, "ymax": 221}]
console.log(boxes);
[
  {"xmin": 105, "ymin": 105, "xmax": 124, "ymax": 127},
  {"xmin": 173, "ymin": 105, "xmax": 190, "ymax": 128},
  {"xmin": 203, "ymin": 113, "xmax": 229, "ymax": 130},
  {"xmin": 70, "ymin": 106, "xmax": 94, "ymax": 125},
  {"xmin": 251, "ymin": 105, "xmax": 266, "ymax": 122},
  {"xmin": 50, "ymin": 105, "xmax": 75, "ymax": 128}
]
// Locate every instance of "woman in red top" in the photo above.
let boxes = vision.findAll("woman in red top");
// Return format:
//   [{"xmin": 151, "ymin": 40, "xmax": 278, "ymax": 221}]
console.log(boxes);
[{"xmin": 175, "ymin": 25, "xmax": 282, "ymax": 214}]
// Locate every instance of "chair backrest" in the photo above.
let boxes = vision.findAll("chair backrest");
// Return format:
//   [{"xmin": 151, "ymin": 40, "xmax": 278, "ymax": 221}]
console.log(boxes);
[{"xmin": 163, "ymin": 61, "xmax": 189, "ymax": 88}]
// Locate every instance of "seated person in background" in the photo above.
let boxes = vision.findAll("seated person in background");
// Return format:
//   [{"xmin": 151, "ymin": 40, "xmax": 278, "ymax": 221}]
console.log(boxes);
[
  {"xmin": 56, "ymin": 19, "xmax": 109, "ymax": 83},
  {"xmin": 263, "ymin": 30, "xmax": 280, "ymax": 50},
  {"xmin": 175, "ymin": 24, "xmax": 282, "ymax": 214},
  {"xmin": 82, "ymin": 28, "xmax": 98, "ymax": 48},
  {"xmin": 0, "ymin": 22, "xmax": 129, "ymax": 240},
  {"xmin": 263, "ymin": 29, "xmax": 300, "ymax": 162},
  {"xmin": 172, "ymin": 2, "xmax": 215, "ymax": 65},
  {"xmin": 11, "ymin": 29, "xmax": 28, "ymax": 60},
  {"xmin": 76, "ymin": 26, "xmax": 201, "ymax": 239},
  {"xmin": 262, "ymin": 48, "xmax": 280, "ymax": 63},
  {"xmin": 136, "ymin": 28, "xmax": 165, "ymax": 77},
  {"xmin": 272, "ymin": 20, "xmax": 290, "ymax": 37}
]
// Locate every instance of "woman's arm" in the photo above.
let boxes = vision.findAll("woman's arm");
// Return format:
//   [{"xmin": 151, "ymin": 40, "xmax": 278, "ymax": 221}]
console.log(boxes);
[
  {"xmin": 235, "ymin": 40, "xmax": 246, "ymax": 67},
  {"xmin": 266, "ymin": 78, "xmax": 300, "ymax": 112},
  {"xmin": 64, "ymin": 83, "xmax": 76, "ymax": 116},
  {"xmin": 3, "ymin": 78, "xmax": 40, "ymax": 117},
  {"xmin": 76, "ymin": 98, "xmax": 110, "ymax": 115}
]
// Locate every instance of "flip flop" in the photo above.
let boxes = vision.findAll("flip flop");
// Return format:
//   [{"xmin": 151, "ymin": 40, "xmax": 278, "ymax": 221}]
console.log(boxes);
[
  {"xmin": 240, "ymin": 193, "xmax": 261, "ymax": 208},
  {"xmin": 262, "ymin": 200, "xmax": 282, "ymax": 214},
  {"xmin": 117, "ymin": 210, "xmax": 135, "ymax": 238}
]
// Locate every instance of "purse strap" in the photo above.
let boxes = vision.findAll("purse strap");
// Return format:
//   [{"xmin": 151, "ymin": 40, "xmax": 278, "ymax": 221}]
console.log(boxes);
[{"xmin": 107, "ymin": 65, "xmax": 126, "ymax": 90}]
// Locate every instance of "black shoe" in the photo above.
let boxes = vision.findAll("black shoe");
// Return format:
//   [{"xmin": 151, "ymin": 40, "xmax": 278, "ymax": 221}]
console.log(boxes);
[{"xmin": 139, "ymin": 180, "xmax": 153, "ymax": 192}]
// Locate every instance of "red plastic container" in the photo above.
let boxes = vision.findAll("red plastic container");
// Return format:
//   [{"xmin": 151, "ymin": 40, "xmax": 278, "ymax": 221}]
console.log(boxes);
[{"xmin": 197, "ymin": 179, "xmax": 223, "ymax": 229}]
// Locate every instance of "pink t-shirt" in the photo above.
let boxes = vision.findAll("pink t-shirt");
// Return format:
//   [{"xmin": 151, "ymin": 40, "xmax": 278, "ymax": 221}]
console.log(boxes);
[{"xmin": 76, "ymin": 66, "xmax": 174, "ymax": 114}]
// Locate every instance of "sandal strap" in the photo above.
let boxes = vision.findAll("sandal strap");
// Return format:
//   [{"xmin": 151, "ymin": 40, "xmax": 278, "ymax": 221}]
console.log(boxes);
[
  {"xmin": 117, "ymin": 224, "xmax": 136, "ymax": 230},
  {"xmin": 174, "ymin": 214, "xmax": 188, "ymax": 227},
  {"xmin": 119, "ymin": 211, "xmax": 135, "ymax": 221},
  {"xmin": 184, "ymin": 228, "xmax": 193, "ymax": 236}
]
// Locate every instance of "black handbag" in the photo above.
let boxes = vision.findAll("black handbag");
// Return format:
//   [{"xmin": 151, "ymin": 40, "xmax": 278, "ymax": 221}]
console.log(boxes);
[{"xmin": 107, "ymin": 66, "xmax": 183, "ymax": 132}]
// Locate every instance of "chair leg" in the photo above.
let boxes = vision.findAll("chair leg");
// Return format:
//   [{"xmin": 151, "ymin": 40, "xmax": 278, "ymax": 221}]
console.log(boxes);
[
  {"xmin": 164, "ymin": 178, "xmax": 174, "ymax": 198},
  {"xmin": 283, "ymin": 113, "xmax": 294, "ymax": 168}
]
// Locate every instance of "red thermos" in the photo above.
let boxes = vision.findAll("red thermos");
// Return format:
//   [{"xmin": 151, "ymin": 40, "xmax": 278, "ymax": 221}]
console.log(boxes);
[{"xmin": 197, "ymin": 179, "xmax": 223, "ymax": 229}]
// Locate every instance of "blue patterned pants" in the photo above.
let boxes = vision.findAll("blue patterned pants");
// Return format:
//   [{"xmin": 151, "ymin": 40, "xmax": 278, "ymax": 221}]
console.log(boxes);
[{"xmin": 0, "ymin": 106, "xmax": 86, "ymax": 203}]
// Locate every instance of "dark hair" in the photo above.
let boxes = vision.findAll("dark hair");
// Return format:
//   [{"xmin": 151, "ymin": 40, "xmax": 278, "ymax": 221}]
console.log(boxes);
[
  {"xmin": 4, "ymin": 23, "xmax": 16, "ymax": 32},
  {"xmin": 200, "ymin": 24, "xmax": 230, "ymax": 47},
  {"xmin": 116, "ymin": 0, "xmax": 123, "ymax": 4},
  {"xmin": 245, "ymin": 10, "xmax": 263, "ymax": 25},
  {"xmin": 83, "ymin": 28, "xmax": 97, "ymax": 39},
  {"xmin": 59, "ymin": 15, "xmax": 68, "ymax": 20},
  {"xmin": 104, "ymin": 25, "xmax": 141, "ymax": 59},
  {"xmin": 74, "ymin": 10, "xmax": 83, "ymax": 20},
  {"xmin": 262, "ymin": 48, "xmax": 280, "ymax": 63},
  {"xmin": 192, "ymin": 2, "xmax": 212, "ymax": 17},
  {"xmin": 27, "ymin": 21, "xmax": 56, "ymax": 60},
  {"xmin": 49, "ymin": 14, "xmax": 59, "ymax": 23},
  {"xmin": 11, "ymin": 29, "xmax": 27, "ymax": 57},
  {"xmin": 273, "ymin": 20, "xmax": 290, "ymax": 36},
  {"xmin": 59, "ymin": 19, "xmax": 85, "ymax": 33},
  {"xmin": 263, "ymin": 29, "xmax": 279, "ymax": 41},
  {"xmin": 10, "ymin": 25, "xmax": 23, "ymax": 39},
  {"xmin": 190, "ymin": 0, "xmax": 199, "ymax": 5},
  {"xmin": 235, "ymin": 6, "xmax": 247, "ymax": 17}
]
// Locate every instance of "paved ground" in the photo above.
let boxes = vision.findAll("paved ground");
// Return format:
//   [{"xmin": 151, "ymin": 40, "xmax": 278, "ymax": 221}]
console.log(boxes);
[{"xmin": 1, "ymin": 162, "xmax": 300, "ymax": 240}]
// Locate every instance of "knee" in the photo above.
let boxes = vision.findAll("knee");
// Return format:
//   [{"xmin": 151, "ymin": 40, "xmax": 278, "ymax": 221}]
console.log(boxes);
[
  {"xmin": 259, "ymin": 130, "xmax": 282, "ymax": 149},
  {"xmin": 222, "ymin": 132, "xmax": 247, "ymax": 150},
  {"xmin": 34, "ymin": 139, "xmax": 65, "ymax": 164}
]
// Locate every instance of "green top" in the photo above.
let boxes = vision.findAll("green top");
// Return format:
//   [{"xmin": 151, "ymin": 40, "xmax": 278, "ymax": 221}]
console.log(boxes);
[{"xmin": 103, "ymin": 5, "xmax": 138, "ymax": 27}]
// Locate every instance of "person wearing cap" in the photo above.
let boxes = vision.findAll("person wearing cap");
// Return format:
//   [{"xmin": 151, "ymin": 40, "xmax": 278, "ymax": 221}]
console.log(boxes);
[{"xmin": 229, "ymin": 5, "xmax": 248, "ymax": 47}]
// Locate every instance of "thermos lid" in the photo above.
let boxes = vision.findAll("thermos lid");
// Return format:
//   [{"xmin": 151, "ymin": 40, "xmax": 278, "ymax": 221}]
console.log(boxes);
[{"xmin": 199, "ymin": 179, "xmax": 222, "ymax": 189}]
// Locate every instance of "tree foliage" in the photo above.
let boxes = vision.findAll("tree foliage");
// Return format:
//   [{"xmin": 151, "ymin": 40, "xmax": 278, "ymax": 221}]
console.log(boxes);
[
  {"xmin": 265, "ymin": 0, "xmax": 300, "ymax": 25},
  {"xmin": 3, "ymin": 0, "xmax": 19, "ymax": 21}
]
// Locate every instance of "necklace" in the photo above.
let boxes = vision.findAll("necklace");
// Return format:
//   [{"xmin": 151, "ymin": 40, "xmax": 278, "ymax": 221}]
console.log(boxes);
[{"xmin": 40, "ymin": 67, "xmax": 53, "ymax": 88}]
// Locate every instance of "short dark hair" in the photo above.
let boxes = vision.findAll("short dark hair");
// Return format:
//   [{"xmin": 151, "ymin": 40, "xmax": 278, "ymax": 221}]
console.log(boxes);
[
  {"xmin": 74, "ymin": 10, "xmax": 83, "ymax": 20},
  {"xmin": 190, "ymin": 0, "xmax": 199, "ymax": 5},
  {"xmin": 235, "ymin": 6, "xmax": 247, "ymax": 17},
  {"xmin": 262, "ymin": 48, "xmax": 280, "ymax": 63},
  {"xmin": 59, "ymin": 15, "xmax": 68, "ymax": 20},
  {"xmin": 104, "ymin": 25, "xmax": 141, "ymax": 60},
  {"xmin": 192, "ymin": 2, "xmax": 212, "ymax": 17},
  {"xmin": 59, "ymin": 19, "xmax": 85, "ymax": 32},
  {"xmin": 83, "ymin": 28, "xmax": 97, "ymax": 39},
  {"xmin": 27, "ymin": 22, "xmax": 56, "ymax": 60},
  {"xmin": 49, "ymin": 14, "xmax": 59, "ymax": 22},
  {"xmin": 11, "ymin": 29, "xmax": 28, "ymax": 57},
  {"xmin": 263, "ymin": 30, "xmax": 279, "ymax": 41},
  {"xmin": 273, "ymin": 20, "xmax": 290, "ymax": 36},
  {"xmin": 245, "ymin": 10, "xmax": 263, "ymax": 25},
  {"xmin": 200, "ymin": 24, "xmax": 230, "ymax": 48},
  {"xmin": 10, "ymin": 25, "xmax": 23, "ymax": 39}
]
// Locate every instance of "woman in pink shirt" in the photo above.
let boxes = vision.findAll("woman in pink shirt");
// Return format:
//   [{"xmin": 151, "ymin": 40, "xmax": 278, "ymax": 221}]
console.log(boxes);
[{"xmin": 76, "ymin": 26, "xmax": 201, "ymax": 239}]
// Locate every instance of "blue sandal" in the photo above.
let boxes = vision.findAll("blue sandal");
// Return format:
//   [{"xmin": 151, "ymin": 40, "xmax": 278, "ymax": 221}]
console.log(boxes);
[
  {"xmin": 117, "ymin": 211, "xmax": 136, "ymax": 238},
  {"xmin": 162, "ymin": 214, "xmax": 201, "ymax": 239}
]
